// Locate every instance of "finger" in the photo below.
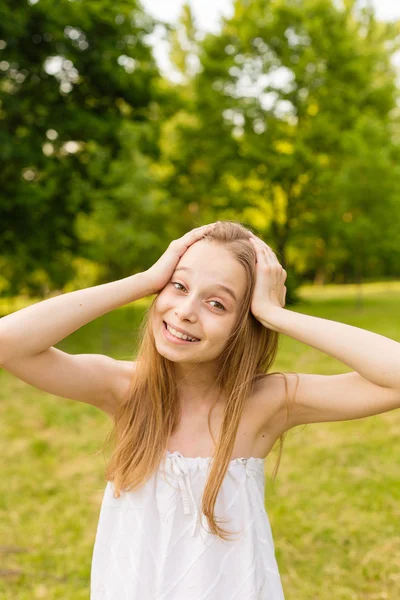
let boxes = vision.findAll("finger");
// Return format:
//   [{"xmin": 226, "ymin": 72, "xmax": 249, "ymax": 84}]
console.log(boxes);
[
  {"xmin": 181, "ymin": 225, "xmax": 216, "ymax": 251},
  {"xmin": 249, "ymin": 235, "xmax": 276, "ymax": 257},
  {"xmin": 259, "ymin": 241, "xmax": 282, "ymax": 269},
  {"xmin": 264, "ymin": 248, "xmax": 276, "ymax": 268},
  {"xmin": 249, "ymin": 237, "xmax": 270, "ymax": 266},
  {"xmin": 201, "ymin": 222, "xmax": 218, "ymax": 233},
  {"xmin": 194, "ymin": 224, "xmax": 213, "ymax": 233},
  {"xmin": 249, "ymin": 237, "xmax": 262, "ymax": 263},
  {"xmin": 262, "ymin": 242, "xmax": 278, "ymax": 259},
  {"xmin": 186, "ymin": 224, "xmax": 214, "ymax": 240},
  {"xmin": 250, "ymin": 237, "xmax": 274, "ymax": 267}
]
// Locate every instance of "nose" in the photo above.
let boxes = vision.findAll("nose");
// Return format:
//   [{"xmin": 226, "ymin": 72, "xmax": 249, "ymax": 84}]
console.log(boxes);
[{"xmin": 174, "ymin": 296, "xmax": 198, "ymax": 322}]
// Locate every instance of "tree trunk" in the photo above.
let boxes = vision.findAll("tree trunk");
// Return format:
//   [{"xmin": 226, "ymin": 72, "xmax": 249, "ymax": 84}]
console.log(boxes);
[
  {"xmin": 354, "ymin": 253, "xmax": 363, "ymax": 310},
  {"xmin": 314, "ymin": 267, "xmax": 325, "ymax": 285}
]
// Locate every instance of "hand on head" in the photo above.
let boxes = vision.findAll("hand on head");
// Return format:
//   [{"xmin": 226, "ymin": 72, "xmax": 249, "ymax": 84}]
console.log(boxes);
[
  {"xmin": 143, "ymin": 224, "xmax": 218, "ymax": 295},
  {"xmin": 248, "ymin": 234, "xmax": 287, "ymax": 320}
]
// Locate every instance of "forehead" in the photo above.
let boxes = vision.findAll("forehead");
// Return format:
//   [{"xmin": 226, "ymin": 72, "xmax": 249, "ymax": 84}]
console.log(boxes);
[{"xmin": 174, "ymin": 241, "xmax": 246, "ymax": 299}]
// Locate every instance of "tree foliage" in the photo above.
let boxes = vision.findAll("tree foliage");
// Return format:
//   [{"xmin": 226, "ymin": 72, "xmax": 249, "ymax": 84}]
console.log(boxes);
[
  {"xmin": 1, "ymin": 0, "xmax": 400, "ymax": 297},
  {"xmin": 163, "ymin": 0, "xmax": 400, "ymax": 299},
  {"xmin": 0, "ymin": 0, "xmax": 160, "ymax": 294}
]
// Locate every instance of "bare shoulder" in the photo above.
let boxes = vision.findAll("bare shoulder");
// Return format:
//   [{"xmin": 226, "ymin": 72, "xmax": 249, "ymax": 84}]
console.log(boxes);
[{"xmin": 251, "ymin": 371, "xmax": 299, "ymax": 436}]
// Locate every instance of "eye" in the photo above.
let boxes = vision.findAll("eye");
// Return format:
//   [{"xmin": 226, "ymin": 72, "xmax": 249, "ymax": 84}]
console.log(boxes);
[
  {"xmin": 171, "ymin": 281, "xmax": 186, "ymax": 292},
  {"xmin": 210, "ymin": 300, "xmax": 226, "ymax": 311},
  {"xmin": 170, "ymin": 282, "xmax": 226, "ymax": 311}
]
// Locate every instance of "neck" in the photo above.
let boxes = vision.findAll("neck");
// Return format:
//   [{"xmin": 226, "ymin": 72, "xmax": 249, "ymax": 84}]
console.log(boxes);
[{"xmin": 174, "ymin": 368, "xmax": 225, "ymax": 410}]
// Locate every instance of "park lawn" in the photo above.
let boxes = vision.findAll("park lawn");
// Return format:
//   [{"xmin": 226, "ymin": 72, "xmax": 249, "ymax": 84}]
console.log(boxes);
[{"xmin": 0, "ymin": 282, "xmax": 399, "ymax": 599}]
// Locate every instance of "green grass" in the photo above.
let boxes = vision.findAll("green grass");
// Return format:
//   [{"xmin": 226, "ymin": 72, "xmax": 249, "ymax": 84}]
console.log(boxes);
[{"xmin": 1, "ymin": 282, "xmax": 400, "ymax": 599}]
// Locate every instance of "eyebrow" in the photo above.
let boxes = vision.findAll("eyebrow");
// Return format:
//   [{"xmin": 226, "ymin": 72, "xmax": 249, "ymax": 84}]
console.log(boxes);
[{"xmin": 173, "ymin": 266, "xmax": 237, "ymax": 302}]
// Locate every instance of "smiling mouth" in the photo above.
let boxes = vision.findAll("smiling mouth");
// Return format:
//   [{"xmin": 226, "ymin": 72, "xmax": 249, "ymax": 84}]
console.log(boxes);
[{"xmin": 163, "ymin": 321, "xmax": 201, "ymax": 342}]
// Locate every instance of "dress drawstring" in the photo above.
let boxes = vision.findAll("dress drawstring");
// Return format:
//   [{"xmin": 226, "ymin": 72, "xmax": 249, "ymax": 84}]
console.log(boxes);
[
  {"xmin": 164, "ymin": 452, "xmax": 262, "ymax": 537},
  {"xmin": 169, "ymin": 453, "xmax": 200, "ymax": 537}
]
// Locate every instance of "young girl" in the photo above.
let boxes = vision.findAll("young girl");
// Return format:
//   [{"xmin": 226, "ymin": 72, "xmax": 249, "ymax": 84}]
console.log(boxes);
[{"xmin": 1, "ymin": 220, "xmax": 399, "ymax": 599}]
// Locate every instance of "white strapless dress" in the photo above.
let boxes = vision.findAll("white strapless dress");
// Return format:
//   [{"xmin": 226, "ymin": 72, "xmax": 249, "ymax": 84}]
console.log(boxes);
[{"xmin": 90, "ymin": 450, "xmax": 285, "ymax": 599}]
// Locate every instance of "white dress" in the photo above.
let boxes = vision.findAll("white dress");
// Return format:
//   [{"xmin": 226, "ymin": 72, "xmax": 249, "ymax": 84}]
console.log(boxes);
[{"xmin": 90, "ymin": 450, "xmax": 285, "ymax": 599}]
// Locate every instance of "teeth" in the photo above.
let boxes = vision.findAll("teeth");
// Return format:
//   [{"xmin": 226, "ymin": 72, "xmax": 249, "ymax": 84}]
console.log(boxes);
[{"xmin": 166, "ymin": 323, "xmax": 199, "ymax": 342}]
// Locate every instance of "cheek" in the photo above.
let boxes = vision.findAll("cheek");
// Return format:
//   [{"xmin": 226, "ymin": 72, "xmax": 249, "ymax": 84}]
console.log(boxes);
[
  {"xmin": 153, "ymin": 291, "xmax": 168, "ymax": 311},
  {"xmin": 209, "ymin": 320, "xmax": 233, "ymax": 342}
]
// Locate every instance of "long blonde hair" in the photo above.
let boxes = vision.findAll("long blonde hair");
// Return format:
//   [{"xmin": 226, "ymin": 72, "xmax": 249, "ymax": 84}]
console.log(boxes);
[{"xmin": 103, "ymin": 220, "xmax": 297, "ymax": 540}]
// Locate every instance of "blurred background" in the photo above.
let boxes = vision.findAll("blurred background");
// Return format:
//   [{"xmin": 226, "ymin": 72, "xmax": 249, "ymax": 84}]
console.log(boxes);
[{"xmin": 1, "ymin": 1, "xmax": 400, "ymax": 598}]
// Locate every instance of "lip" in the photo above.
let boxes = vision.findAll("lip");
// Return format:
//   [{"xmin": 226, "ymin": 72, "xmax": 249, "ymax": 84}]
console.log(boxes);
[{"xmin": 163, "ymin": 321, "xmax": 201, "ymax": 343}]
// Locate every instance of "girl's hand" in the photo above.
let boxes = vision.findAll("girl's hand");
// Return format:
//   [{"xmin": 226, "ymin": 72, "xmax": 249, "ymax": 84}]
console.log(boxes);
[
  {"xmin": 143, "ymin": 223, "xmax": 217, "ymax": 295},
  {"xmin": 248, "ymin": 233, "xmax": 287, "ymax": 321}
]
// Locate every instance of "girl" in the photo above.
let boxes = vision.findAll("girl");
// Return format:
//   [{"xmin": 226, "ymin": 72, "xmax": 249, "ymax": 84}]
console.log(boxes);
[{"xmin": 1, "ymin": 220, "xmax": 399, "ymax": 599}]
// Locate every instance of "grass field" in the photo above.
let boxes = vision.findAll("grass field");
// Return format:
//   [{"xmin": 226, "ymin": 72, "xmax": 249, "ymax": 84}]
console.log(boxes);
[{"xmin": 1, "ymin": 281, "xmax": 400, "ymax": 599}]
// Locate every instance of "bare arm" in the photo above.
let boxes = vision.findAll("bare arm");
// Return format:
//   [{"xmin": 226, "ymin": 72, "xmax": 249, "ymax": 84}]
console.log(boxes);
[
  {"xmin": 0, "ymin": 273, "xmax": 151, "ymax": 415},
  {"xmin": 259, "ymin": 306, "xmax": 400, "ymax": 391},
  {"xmin": 258, "ymin": 307, "xmax": 400, "ymax": 427},
  {"xmin": 247, "ymin": 233, "xmax": 400, "ymax": 428},
  {"xmin": 0, "ymin": 272, "xmax": 152, "ymax": 364},
  {"xmin": 0, "ymin": 225, "xmax": 214, "ymax": 415}
]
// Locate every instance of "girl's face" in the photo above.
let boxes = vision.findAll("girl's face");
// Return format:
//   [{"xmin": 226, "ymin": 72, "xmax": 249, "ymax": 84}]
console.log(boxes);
[{"xmin": 153, "ymin": 240, "xmax": 247, "ymax": 364}]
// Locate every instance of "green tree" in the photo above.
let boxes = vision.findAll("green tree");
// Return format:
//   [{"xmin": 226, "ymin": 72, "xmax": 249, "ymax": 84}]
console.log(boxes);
[
  {"xmin": 329, "ymin": 116, "xmax": 400, "ymax": 289},
  {"xmin": 163, "ymin": 0, "xmax": 400, "ymax": 299},
  {"xmin": 0, "ymin": 0, "xmax": 159, "ymax": 295}
]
